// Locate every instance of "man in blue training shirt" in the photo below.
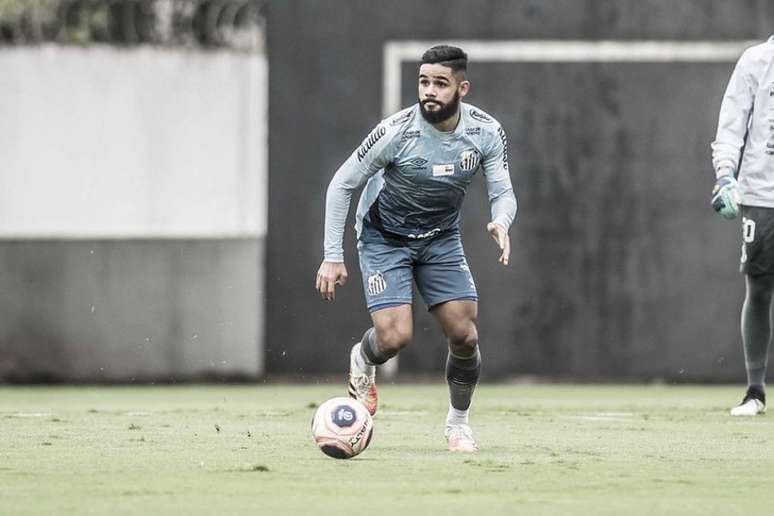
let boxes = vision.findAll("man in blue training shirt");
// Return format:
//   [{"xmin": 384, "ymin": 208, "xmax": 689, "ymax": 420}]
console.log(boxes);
[{"xmin": 315, "ymin": 45, "xmax": 517, "ymax": 452}]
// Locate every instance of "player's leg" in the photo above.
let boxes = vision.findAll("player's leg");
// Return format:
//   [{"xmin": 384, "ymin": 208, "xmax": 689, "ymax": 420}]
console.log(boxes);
[
  {"xmin": 350, "ymin": 223, "xmax": 415, "ymax": 415},
  {"xmin": 349, "ymin": 304, "xmax": 413, "ymax": 415},
  {"xmin": 732, "ymin": 207, "xmax": 774, "ymax": 415},
  {"xmin": 431, "ymin": 299, "xmax": 480, "ymax": 452},
  {"xmin": 731, "ymin": 273, "xmax": 774, "ymax": 415},
  {"xmin": 414, "ymin": 228, "xmax": 479, "ymax": 451}
]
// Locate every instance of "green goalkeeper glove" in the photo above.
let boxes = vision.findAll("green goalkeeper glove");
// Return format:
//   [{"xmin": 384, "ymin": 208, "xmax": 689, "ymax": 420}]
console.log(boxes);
[{"xmin": 711, "ymin": 175, "xmax": 741, "ymax": 220}]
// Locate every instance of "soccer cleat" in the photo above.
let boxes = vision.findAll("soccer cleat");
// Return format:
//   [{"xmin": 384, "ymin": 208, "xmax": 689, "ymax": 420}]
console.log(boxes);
[
  {"xmin": 730, "ymin": 386, "xmax": 766, "ymax": 416},
  {"xmin": 347, "ymin": 342, "xmax": 377, "ymax": 416},
  {"xmin": 445, "ymin": 423, "xmax": 478, "ymax": 453}
]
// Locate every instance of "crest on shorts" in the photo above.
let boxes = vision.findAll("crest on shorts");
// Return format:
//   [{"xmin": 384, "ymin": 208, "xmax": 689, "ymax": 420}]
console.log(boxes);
[
  {"xmin": 459, "ymin": 150, "xmax": 480, "ymax": 172},
  {"xmin": 367, "ymin": 271, "xmax": 386, "ymax": 296}
]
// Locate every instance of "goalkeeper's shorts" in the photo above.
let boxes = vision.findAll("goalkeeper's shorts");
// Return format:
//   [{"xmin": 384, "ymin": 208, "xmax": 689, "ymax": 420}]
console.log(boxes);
[{"xmin": 740, "ymin": 205, "xmax": 774, "ymax": 276}]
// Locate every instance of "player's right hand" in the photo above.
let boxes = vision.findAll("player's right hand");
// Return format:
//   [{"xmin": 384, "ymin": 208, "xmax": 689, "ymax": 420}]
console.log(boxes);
[
  {"xmin": 316, "ymin": 261, "xmax": 348, "ymax": 301},
  {"xmin": 711, "ymin": 175, "xmax": 741, "ymax": 220}
]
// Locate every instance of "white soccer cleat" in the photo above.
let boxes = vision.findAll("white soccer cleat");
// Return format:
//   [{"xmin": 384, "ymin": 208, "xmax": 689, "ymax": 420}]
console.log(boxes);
[
  {"xmin": 445, "ymin": 423, "xmax": 478, "ymax": 453},
  {"xmin": 730, "ymin": 398, "xmax": 766, "ymax": 416},
  {"xmin": 347, "ymin": 342, "xmax": 377, "ymax": 416},
  {"xmin": 730, "ymin": 387, "xmax": 766, "ymax": 416}
]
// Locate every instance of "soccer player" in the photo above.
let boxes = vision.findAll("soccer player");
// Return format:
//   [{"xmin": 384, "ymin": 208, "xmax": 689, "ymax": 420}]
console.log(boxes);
[
  {"xmin": 711, "ymin": 36, "xmax": 774, "ymax": 416},
  {"xmin": 315, "ymin": 45, "xmax": 517, "ymax": 451}
]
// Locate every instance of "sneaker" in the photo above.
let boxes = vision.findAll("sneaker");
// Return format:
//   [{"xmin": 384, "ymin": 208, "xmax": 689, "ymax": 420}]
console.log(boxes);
[
  {"xmin": 445, "ymin": 423, "xmax": 478, "ymax": 452},
  {"xmin": 348, "ymin": 342, "xmax": 377, "ymax": 416},
  {"xmin": 730, "ymin": 386, "xmax": 766, "ymax": 416}
]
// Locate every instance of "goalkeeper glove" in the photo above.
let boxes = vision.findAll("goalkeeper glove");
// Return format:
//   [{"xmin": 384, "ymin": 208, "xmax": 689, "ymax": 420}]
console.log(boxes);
[{"xmin": 711, "ymin": 175, "xmax": 741, "ymax": 220}]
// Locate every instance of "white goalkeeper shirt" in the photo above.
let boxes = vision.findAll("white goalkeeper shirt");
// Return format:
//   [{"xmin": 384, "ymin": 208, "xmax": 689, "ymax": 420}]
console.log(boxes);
[
  {"xmin": 712, "ymin": 36, "xmax": 774, "ymax": 207},
  {"xmin": 323, "ymin": 103, "xmax": 517, "ymax": 262}
]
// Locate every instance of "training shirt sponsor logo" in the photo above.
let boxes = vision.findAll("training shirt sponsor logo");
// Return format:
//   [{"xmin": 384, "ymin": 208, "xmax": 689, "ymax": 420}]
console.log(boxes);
[
  {"xmin": 367, "ymin": 271, "xmax": 387, "ymax": 296},
  {"xmin": 401, "ymin": 130, "xmax": 420, "ymax": 140},
  {"xmin": 465, "ymin": 127, "xmax": 481, "ymax": 136},
  {"xmin": 389, "ymin": 111, "xmax": 412, "ymax": 126},
  {"xmin": 469, "ymin": 109, "xmax": 493, "ymax": 123},
  {"xmin": 432, "ymin": 164, "xmax": 454, "ymax": 177},
  {"xmin": 407, "ymin": 228, "xmax": 441, "ymax": 239},
  {"xmin": 497, "ymin": 126, "xmax": 509, "ymax": 170},
  {"xmin": 459, "ymin": 150, "xmax": 480, "ymax": 172},
  {"xmin": 358, "ymin": 126, "xmax": 386, "ymax": 161}
]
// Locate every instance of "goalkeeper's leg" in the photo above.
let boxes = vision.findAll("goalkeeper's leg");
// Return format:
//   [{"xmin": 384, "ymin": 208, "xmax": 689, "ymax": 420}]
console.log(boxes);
[{"xmin": 732, "ymin": 274, "xmax": 774, "ymax": 415}]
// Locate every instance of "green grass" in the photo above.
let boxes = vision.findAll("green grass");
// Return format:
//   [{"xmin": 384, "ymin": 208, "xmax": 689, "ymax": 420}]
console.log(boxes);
[{"xmin": 1, "ymin": 384, "xmax": 773, "ymax": 515}]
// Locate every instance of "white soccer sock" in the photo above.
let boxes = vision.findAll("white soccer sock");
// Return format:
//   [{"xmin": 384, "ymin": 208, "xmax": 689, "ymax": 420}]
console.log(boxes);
[
  {"xmin": 353, "ymin": 344, "xmax": 376, "ymax": 377},
  {"xmin": 446, "ymin": 403, "xmax": 469, "ymax": 426}
]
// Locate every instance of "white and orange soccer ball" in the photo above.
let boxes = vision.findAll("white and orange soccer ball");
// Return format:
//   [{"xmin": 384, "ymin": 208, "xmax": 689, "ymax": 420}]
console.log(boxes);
[{"xmin": 311, "ymin": 397, "xmax": 374, "ymax": 459}]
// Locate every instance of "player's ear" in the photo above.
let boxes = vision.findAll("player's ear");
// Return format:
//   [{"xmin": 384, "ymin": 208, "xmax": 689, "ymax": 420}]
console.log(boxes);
[{"xmin": 458, "ymin": 80, "xmax": 470, "ymax": 98}]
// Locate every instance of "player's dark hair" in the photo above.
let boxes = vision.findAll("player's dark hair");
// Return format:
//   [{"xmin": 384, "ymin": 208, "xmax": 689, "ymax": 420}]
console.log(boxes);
[{"xmin": 420, "ymin": 45, "xmax": 467, "ymax": 73}]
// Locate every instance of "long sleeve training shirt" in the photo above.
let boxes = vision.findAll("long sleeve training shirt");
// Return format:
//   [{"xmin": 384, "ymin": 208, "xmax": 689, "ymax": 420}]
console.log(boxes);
[
  {"xmin": 324, "ymin": 103, "xmax": 518, "ymax": 262},
  {"xmin": 712, "ymin": 36, "xmax": 774, "ymax": 207}
]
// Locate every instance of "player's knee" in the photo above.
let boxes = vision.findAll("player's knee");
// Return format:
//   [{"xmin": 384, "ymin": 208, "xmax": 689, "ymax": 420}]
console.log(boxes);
[
  {"xmin": 746, "ymin": 276, "xmax": 774, "ymax": 305},
  {"xmin": 447, "ymin": 322, "xmax": 478, "ymax": 356},
  {"xmin": 375, "ymin": 325, "xmax": 412, "ymax": 357}
]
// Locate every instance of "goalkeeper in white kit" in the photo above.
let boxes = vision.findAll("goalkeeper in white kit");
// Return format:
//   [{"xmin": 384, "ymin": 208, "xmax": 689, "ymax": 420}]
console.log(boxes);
[{"xmin": 711, "ymin": 36, "xmax": 774, "ymax": 415}]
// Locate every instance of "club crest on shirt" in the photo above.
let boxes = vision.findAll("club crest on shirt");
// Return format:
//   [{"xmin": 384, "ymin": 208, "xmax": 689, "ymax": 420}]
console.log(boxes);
[
  {"xmin": 459, "ymin": 150, "xmax": 480, "ymax": 172},
  {"xmin": 367, "ymin": 271, "xmax": 386, "ymax": 296}
]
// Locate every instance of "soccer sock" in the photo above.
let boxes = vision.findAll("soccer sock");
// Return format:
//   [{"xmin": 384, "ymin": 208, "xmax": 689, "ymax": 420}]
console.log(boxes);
[
  {"xmin": 359, "ymin": 327, "xmax": 389, "ymax": 367},
  {"xmin": 445, "ymin": 346, "xmax": 481, "ymax": 423},
  {"xmin": 741, "ymin": 275, "xmax": 774, "ymax": 391}
]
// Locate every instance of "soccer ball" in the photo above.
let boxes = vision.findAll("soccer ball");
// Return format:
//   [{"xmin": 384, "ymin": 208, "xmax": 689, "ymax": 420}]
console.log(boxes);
[{"xmin": 311, "ymin": 397, "xmax": 374, "ymax": 459}]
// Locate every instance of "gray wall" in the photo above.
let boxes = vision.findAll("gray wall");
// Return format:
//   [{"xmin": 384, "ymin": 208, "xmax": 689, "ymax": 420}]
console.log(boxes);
[
  {"xmin": 0, "ymin": 46, "xmax": 267, "ymax": 382},
  {"xmin": 266, "ymin": 0, "xmax": 774, "ymax": 381},
  {"xmin": 0, "ymin": 239, "xmax": 262, "ymax": 382}
]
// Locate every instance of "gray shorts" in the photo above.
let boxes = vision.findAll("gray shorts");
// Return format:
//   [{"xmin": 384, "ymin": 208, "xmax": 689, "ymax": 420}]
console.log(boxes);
[
  {"xmin": 357, "ymin": 221, "xmax": 478, "ymax": 312},
  {"xmin": 740, "ymin": 205, "xmax": 774, "ymax": 276}
]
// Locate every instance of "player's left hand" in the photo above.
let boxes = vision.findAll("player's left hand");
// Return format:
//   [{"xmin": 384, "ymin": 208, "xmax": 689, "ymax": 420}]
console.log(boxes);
[{"xmin": 486, "ymin": 222, "xmax": 510, "ymax": 266}]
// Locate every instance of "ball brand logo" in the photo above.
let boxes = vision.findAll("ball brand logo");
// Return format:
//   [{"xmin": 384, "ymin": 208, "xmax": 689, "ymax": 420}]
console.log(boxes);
[
  {"xmin": 332, "ymin": 405, "xmax": 356, "ymax": 428},
  {"xmin": 348, "ymin": 421, "xmax": 369, "ymax": 446},
  {"xmin": 358, "ymin": 126, "xmax": 387, "ymax": 161}
]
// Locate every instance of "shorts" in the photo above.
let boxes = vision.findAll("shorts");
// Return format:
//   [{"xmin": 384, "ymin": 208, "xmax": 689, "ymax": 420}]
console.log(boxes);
[
  {"xmin": 357, "ymin": 221, "xmax": 478, "ymax": 312},
  {"xmin": 740, "ymin": 205, "xmax": 774, "ymax": 276}
]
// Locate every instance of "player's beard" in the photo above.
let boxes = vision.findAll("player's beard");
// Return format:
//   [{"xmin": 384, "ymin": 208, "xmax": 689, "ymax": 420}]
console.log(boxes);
[{"xmin": 419, "ymin": 91, "xmax": 460, "ymax": 125}]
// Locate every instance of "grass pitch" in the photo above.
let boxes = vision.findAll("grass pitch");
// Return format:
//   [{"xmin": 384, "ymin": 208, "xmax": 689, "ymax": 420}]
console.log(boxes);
[{"xmin": 1, "ymin": 384, "xmax": 772, "ymax": 515}]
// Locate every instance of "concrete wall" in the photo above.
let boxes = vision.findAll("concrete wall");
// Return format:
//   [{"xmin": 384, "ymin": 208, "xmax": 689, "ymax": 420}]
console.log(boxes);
[
  {"xmin": 0, "ymin": 46, "xmax": 267, "ymax": 381},
  {"xmin": 266, "ymin": 0, "xmax": 774, "ymax": 381}
]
